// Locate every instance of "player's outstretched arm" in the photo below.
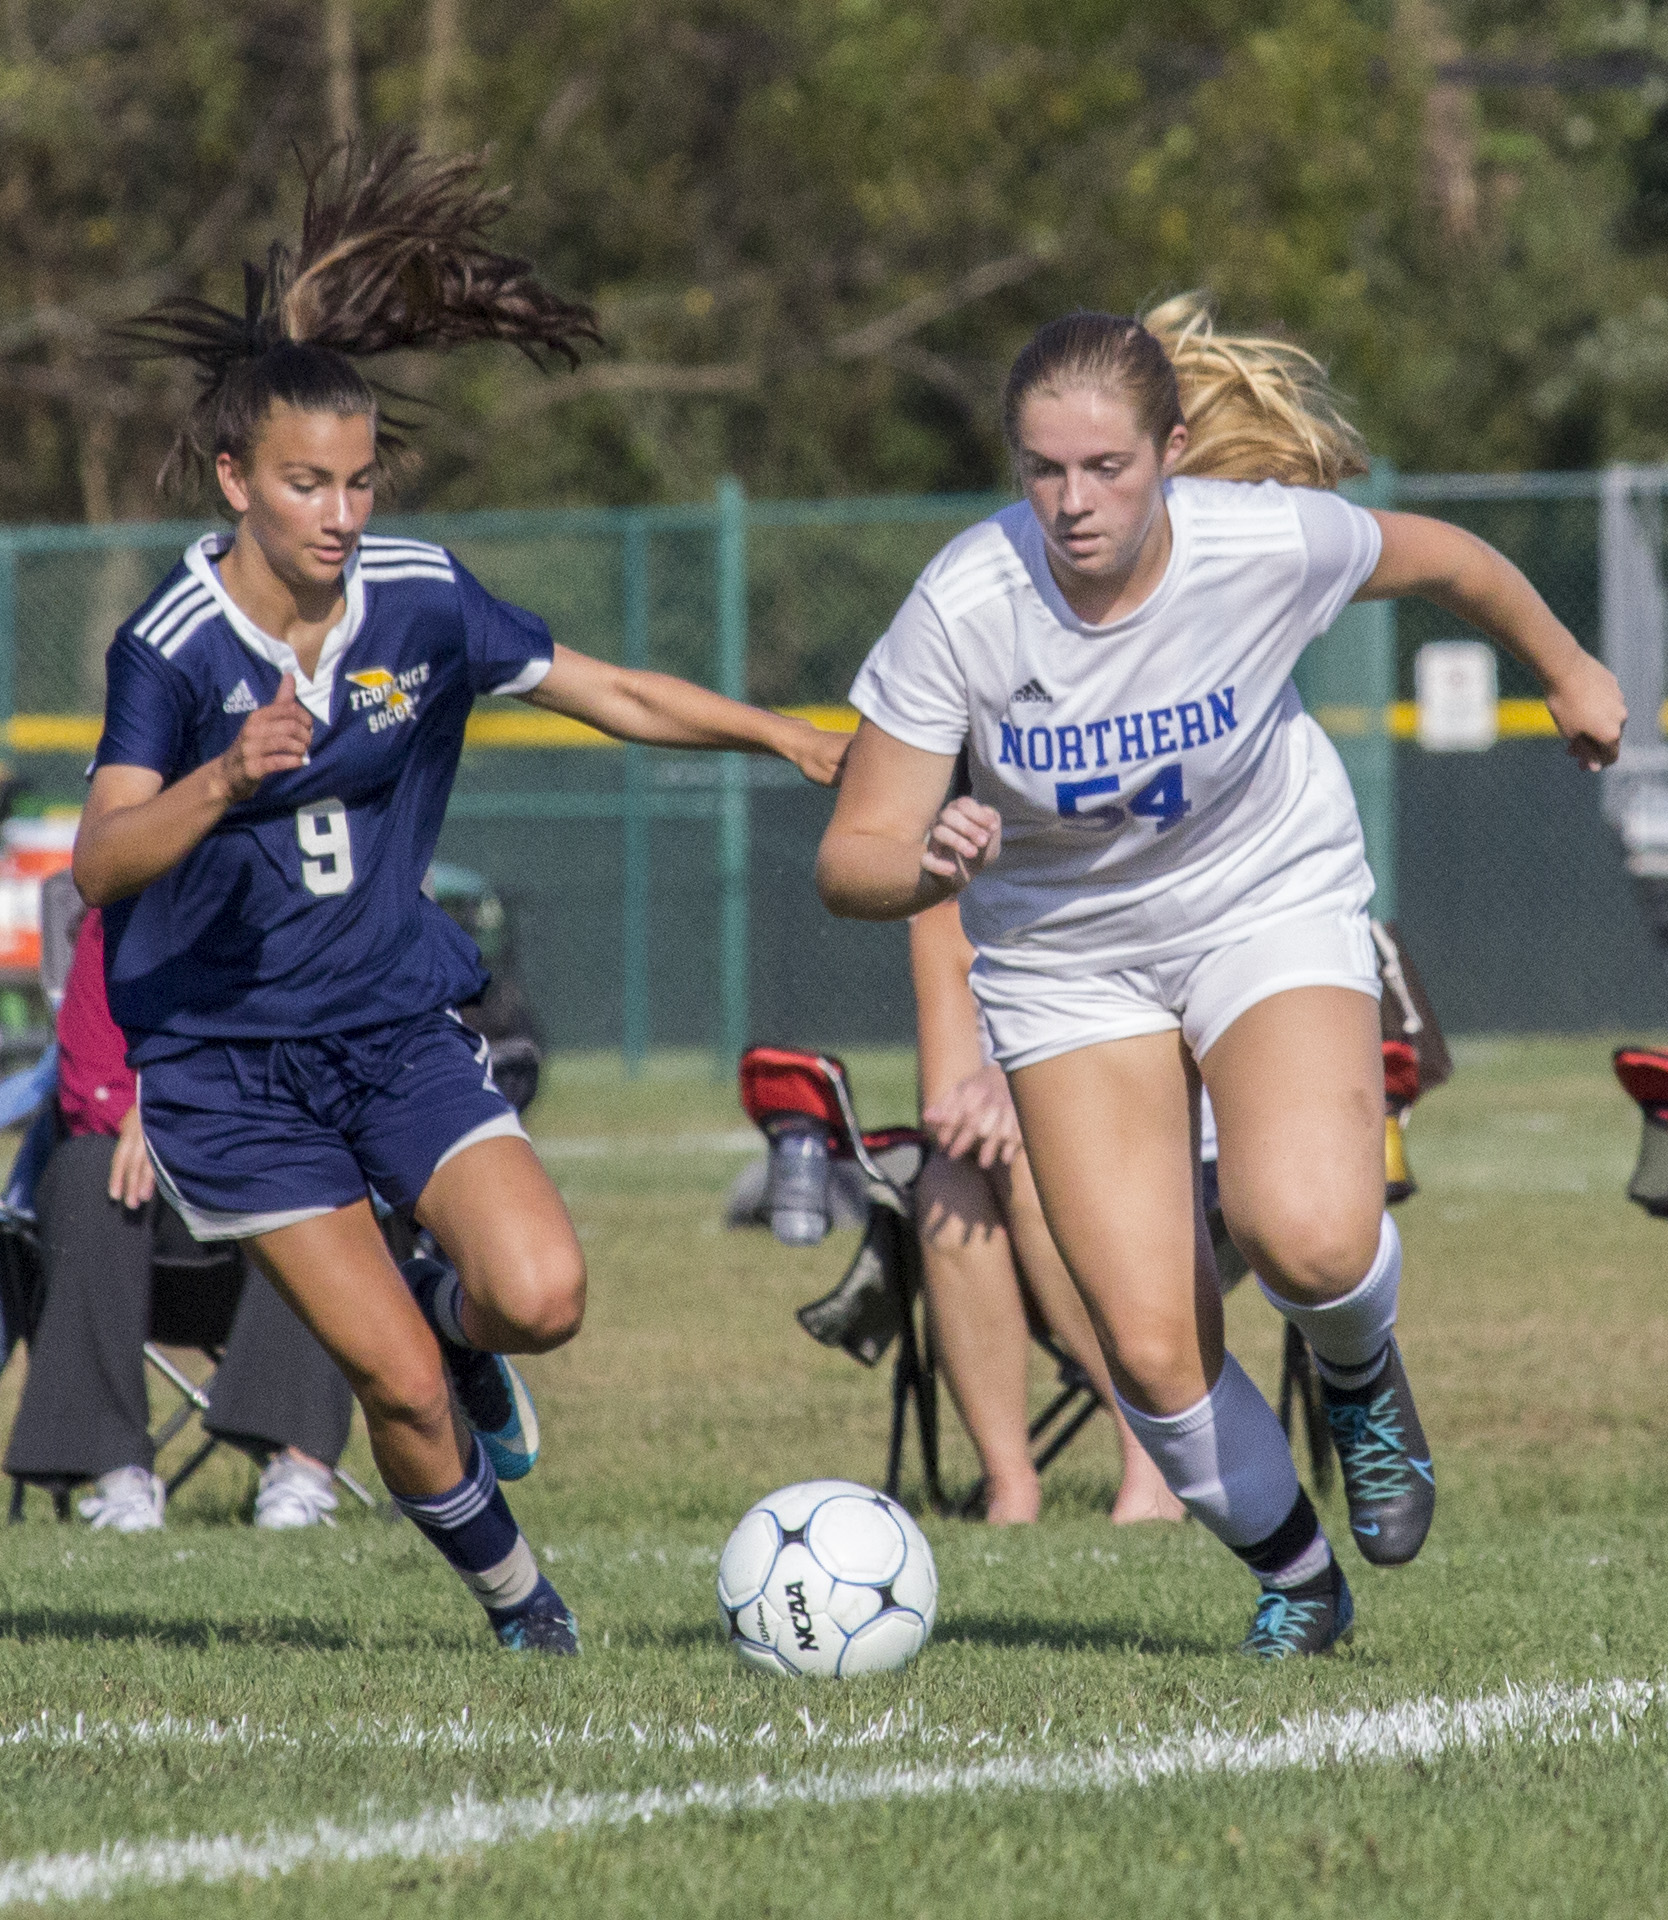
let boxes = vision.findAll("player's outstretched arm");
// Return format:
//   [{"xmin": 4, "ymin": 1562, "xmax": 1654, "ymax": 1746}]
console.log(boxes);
[
  {"xmin": 74, "ymin": 674, "xmax": 314, "ymax": 906},
  {"xmin": 522, "ymin": 648, "xmax": 848, "ymax": 784},
  {"xmin": 817, "ymin": 720, "xmax": 997, "ymax": 921},
  {"xmin": 1360, "ymin": 511, "xmax": 1627, "ymax": 770}
]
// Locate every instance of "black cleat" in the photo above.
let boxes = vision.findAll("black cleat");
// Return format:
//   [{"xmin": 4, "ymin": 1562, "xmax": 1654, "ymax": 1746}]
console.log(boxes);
[
  {"xmin": 1240, "ymin": 1557, "xmax": 1354, "ymax": 1660},
  {"xmin": 491, "ymin": 1578, "xmax": 581, "ymax": 1655},
  {"xmin": 1320, "ymin": 1341, "xmax": 1434, "ymax": 1566}
]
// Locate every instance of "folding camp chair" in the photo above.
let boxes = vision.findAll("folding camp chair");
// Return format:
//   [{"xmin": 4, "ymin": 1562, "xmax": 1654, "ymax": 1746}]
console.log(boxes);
[
  {"xmin": 738, "ymin": 1045, "xmax": 1108, "ymax": 1513},
  {"xmin": 738, "ymin": 1045, "xmax": 949, "ymax": 1506},
  {"xmin": 1613, "ymin": 1046, "xmax": 1668, "ymax": 1214}
]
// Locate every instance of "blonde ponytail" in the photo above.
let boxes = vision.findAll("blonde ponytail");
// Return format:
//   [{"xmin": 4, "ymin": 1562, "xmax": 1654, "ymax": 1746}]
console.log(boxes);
[{"xmin": 1142, "ymin": 293, "xmax": 1369, "ymax": 489}]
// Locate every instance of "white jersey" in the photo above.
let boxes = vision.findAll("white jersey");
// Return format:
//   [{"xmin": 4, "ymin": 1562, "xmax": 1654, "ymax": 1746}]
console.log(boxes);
[{"xmin": 849, "ymin": 477, "xmax": 1383, "ymax": 973}]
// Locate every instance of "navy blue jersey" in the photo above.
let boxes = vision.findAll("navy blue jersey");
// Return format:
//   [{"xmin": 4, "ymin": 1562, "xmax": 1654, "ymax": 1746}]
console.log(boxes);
[{"xmin": 93, "ymin": 533, "xmax": 553, "ymax": 1056}]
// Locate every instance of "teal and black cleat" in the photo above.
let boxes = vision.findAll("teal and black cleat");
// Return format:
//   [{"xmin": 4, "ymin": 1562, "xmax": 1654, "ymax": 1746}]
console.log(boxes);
[
  {"xmin": 1240, "ymin": 1558, "xmax": 1354, "ymax": 1660},
  {"xmin": 403, "ymin": 1255, "xmax": 541, "ymax": 1481},
  {"xmin": 491, "ymin": 1578, "xmax": 581, "ymax": 1655},
  {"xmin": 1321, "ymin": 1341, "xmax": 1434, "ymax": 1566}
]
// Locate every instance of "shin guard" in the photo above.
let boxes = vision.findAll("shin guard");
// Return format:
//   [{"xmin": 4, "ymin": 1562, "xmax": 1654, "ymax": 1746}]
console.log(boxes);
[{"xmin": 1113, "ymin": 1354, "xmax": 1301, "ymax": 1550}]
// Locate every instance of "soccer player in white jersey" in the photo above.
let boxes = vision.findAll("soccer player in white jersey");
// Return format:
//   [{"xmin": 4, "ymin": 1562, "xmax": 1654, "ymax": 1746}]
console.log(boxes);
[
  {"xmin": 818, "ymin": 299, "xmax": 1625, "ymax": 1657},
  {"xmin": 75, "ymin": 142, "xmax": 846, "ymax": 1656}
]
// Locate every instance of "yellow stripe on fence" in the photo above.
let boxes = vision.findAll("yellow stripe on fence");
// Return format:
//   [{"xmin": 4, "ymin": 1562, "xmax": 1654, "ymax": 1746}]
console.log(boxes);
[
  {"xmin": 1310, "ymin": 700, "xmax": 1567, "ymax": 740},
  {"xmin": 0, "ymin": 704, "xmax": 864, "ymax": 754},
  {"xmin": 0, "ymin": 700, "xmax": 1641, "ymax": 753},
  {"xmin": 5, "ymin": 715, "xmax": 102, "ymax": 752}
]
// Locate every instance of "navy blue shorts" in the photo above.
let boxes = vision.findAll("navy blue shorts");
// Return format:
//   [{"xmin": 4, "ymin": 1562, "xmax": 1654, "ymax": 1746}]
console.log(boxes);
[{"xmin": 137, "ymin": 1009, "xmax": 527, "ymax": 1241}]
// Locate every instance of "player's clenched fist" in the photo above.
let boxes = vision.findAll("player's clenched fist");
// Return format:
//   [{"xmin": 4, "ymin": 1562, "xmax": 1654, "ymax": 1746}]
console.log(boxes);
[
  {"xmin": 219, "ymin": 673, "xmax": 313, "ymax": 801},
  {"xmin": 788, "ymin": 723, "xmax": 851, "ymax": 788},
  {"xmin": 921, "ymin": 795, "xmax": 1001, "ymax": 892},
  {"xmin": 1545, "ymin": 650, "xmax": 1627, "ymax": 771}
]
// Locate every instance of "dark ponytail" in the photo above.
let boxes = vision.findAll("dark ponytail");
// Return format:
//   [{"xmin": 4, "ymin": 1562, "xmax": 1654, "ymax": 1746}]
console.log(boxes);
[{"xmin": 116, "ymin": 137, "xmax": 602, "ymax": 493}]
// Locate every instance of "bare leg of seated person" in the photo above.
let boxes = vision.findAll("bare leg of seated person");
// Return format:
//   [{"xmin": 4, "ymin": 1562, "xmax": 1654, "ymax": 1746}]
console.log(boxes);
[
  {"xmin": 919, "ymin": 1149, "xmax": 1041, "ymax": 1522},
  {"xmin": 919, "ymin": 1147, "xmax": 1185, "ymax": 1525},
  {"xmin": 992, "ymin": 1150, "xmax": 1185, "ymax": 1526}
]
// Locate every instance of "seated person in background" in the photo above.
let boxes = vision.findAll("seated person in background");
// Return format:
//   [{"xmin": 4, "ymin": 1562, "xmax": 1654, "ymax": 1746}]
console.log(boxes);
[
  {"xmin": 3, "ymin": 905, "xmax": 355, "ymax": 1532},
  {"xmin": 911, "ymin": 898, "xmax": 1186, "ymax": 1525}
]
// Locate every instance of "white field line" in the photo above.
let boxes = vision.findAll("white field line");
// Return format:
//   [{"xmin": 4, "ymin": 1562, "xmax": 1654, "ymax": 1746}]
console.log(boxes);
[
  {"xmin": 0, "ymin": 1702, "xmax": 1033, "ymax": 1762},
  {"xmin": 0, "ymin": 1678, "xmax": 1657, "ymax": 1909}
]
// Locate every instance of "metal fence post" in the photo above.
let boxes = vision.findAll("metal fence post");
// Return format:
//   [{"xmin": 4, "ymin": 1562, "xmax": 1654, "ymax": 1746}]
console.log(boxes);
[
  {"xmin": 1294, "ymin": 461, "xmax": 1398, "ymax": 919},
  {"xmin": 621, "ymin": 515, "xmax": 651, "ymax": 1076},
  {"xmin": 715, "ymin": 476, "xmax": 750, "ymax": 1077},
  {"xmin": 0, "ymin": 538, "xmax": 15, "ymax": 729}
]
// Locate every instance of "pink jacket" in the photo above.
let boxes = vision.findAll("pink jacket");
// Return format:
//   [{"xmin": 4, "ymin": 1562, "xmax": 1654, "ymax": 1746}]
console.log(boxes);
[{"xmin": 56, "ymin": 908, "xmax": 135, "ymax": 1137}]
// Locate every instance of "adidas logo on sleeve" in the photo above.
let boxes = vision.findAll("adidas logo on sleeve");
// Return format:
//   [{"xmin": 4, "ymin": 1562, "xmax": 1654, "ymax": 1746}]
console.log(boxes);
[{"xmin": 222, "ymin": 679, "xmax": 258, "ymax": 715}]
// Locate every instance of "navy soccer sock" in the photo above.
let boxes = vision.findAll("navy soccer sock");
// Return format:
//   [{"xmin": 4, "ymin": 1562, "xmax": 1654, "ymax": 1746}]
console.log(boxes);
[
  {"xmin": 420, "ymin": 1262, "xmax": 478, "ymax": 1352},
  {"xmin": 390, "ymin": 1437, "xmax": 541, "ymax": 1616}
]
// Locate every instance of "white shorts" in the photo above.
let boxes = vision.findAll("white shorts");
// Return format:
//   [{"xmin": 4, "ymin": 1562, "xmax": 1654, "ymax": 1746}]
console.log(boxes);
[{"xmin": 970, "ymin": 909, "xmax": 1381, "ymax": 1073}]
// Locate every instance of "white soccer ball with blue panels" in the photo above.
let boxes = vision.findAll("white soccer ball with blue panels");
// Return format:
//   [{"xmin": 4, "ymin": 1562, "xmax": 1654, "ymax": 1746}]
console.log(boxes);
[{"xmin": 718, "ymin": 1480, "xmax": 938, "ymax": 1677}]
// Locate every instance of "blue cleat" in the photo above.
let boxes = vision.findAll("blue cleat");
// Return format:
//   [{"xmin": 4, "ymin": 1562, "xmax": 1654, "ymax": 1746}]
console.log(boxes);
[
  {"xmin": 1320, "ymin": 1341, "xmax": 1434, "ymax": 1567},
  {"xmin": 490, "ymin": 1577, "xmax": 581, "ymax": 1655},
  {"xmin": 403, "ymin": 1255, "xmax": 541, "ymax": 1481},
  {"xmin": 1240, "ymin": 1558, "xmax": 1354, "ymax": 1660}
]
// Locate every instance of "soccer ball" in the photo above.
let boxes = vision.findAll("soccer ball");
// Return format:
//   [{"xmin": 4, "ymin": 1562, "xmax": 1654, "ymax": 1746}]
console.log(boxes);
[{"xmin": 717, "ymin": 1479, "xmax": 938, "ymax": 1678}]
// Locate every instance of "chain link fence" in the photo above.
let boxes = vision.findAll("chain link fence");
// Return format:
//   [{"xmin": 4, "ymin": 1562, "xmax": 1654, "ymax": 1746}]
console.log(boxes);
[{"xmin": 2, "ymin": 473, "xmax": 1665, "ymax": 1057}]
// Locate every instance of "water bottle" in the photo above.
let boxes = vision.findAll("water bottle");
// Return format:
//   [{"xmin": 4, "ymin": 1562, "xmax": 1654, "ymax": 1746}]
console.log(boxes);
[{"xmin": 766, "ymin": 1117, "xmax": 832, "ymax": 1246}]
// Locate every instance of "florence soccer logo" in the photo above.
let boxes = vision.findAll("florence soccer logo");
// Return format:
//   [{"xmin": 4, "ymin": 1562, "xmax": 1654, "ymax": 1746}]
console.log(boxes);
[{"xmin": 347, "ymin": 664, "xmax": 430, "ymax": 734}]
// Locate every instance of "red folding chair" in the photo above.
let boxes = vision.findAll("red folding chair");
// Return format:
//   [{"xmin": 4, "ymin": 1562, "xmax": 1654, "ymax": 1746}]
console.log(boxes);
[
  {"xmin": 1613, "ymin": 1047, "xmax": 1668, "ymax": 1215},
  {"xmin": 739, "ymin": 1046, "xmax": 948, "ymax": 1507}
]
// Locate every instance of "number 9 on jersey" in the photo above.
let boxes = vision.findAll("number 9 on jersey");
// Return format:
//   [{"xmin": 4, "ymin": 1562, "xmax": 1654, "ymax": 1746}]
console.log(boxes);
[{"xmin": 297, "ymin": 798, "xmax": 354, "ymax": 896}]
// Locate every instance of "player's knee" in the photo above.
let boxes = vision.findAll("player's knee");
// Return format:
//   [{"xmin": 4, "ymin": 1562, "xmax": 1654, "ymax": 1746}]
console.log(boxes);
[
  {"xmin": 1236, "ymin": 1198, "xmax": 1380, "ymax": 1301},
  {"xmin": 492, "ymin": 1242, "xmax": 587, "ymax": 1351},
  {"xmin": 1107, "ymin": 1323, "xmax": 1201, "ymax": 1408}
]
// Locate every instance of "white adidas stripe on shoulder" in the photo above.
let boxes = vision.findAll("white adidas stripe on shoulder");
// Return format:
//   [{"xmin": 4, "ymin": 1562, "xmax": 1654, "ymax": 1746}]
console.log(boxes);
[
  {"xmin": 913, "ymin": 514, "xmax": 1032, "ymax": 620},
  {"xmin": 134, "ymin": 577, "xmax": 211, "ymax": 644},
  {"xmin": 157, "ymin": 603, "xmax": 221, "ymax": 660},
  {"xmin": 1189, "ymin": 525, "xmax": 1304, "ymax": 560},
  {"xmin": 141, "ymin": 588, "xmax": 215, "ymax": 654},
  {"xmin": 1175, "ymin": 480, "xmax": 1303, "ymax": 543},
  {"xmin": 359, "ymin": 563, "xmax": 457, "ymax": 586},
  {"xmin": 359, "ymin": 535, "xmax": 450, "ymax": 562},
  {"xmin": 930, "ymin": 553, "xmax": 1033, "ymax": 623}
]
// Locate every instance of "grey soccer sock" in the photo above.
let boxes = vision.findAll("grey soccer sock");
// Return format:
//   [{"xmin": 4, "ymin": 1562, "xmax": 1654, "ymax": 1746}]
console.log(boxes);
[{"xmin": 1113, "ymin": 1354, "xmax": 1303, "ymax": 1549}]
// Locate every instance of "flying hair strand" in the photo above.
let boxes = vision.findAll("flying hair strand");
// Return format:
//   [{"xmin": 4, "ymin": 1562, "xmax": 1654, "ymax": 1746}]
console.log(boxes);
[
  {"xmin": 1142, "ymin": 293, "xmax": 1369, "ymax": 489},
  {"xmin": 115, "ymin": 136, "xmax": 603, "ymax": 494}
]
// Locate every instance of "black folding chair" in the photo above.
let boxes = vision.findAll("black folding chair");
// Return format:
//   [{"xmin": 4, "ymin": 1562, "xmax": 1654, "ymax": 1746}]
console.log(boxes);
[{"xmin": 738, "ymin": 1044, "xmax": 1105, "ymax": 1514}]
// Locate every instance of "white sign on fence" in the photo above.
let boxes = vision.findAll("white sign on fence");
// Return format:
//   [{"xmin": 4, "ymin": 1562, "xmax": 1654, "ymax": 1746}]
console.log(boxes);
[{"xmin": 1416, "ymin": 640, "xmax": 1498, "ymax": 751}]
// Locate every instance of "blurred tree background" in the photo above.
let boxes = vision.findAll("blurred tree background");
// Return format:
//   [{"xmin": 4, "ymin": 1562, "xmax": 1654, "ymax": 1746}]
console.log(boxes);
[{"xmin": 5, "ymin": 0, "xmax": 1668, "ymax": 522}]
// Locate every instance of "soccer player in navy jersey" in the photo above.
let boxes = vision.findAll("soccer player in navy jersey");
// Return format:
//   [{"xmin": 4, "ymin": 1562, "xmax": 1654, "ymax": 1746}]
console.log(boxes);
[{"xmin": 74, "ymin": 142, "xmax": 846, "ymax": 1654}]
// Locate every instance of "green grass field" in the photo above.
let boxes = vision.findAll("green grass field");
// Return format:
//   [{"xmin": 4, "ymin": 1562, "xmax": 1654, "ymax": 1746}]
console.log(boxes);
[{"xmin": 3, "ymin": 1038, "xmax": 1668, "ymax": 1916}]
